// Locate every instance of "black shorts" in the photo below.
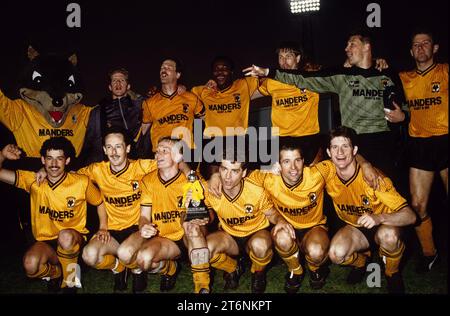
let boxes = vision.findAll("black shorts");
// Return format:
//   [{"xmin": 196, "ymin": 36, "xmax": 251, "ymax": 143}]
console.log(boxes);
[
  {"xmin": 334, "ymin": 220, "xmax": 377, "ymax": 250},
  {"xmin": 407, "ymin": 135, "xmax": 448, "ymax": 171},
  {"xmin": 109, "ymin": 225, "xmax": 139, "ymax": 244},
  {"xmin": 294, "ymin": 224, "xmax": 328, "ymax": 244},
  {"xmin": 232, "ymin": 226, "xmax": 273, "ymax": 256},
  {"xmin": 279, "ymin": 134, "xmax": 323, "ymax": 165}
]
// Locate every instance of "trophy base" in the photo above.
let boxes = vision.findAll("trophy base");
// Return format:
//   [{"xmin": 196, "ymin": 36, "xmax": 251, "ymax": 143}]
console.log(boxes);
[{"xmin": 186, "ymin": 207, "xmax": 208, "ymax": 221}]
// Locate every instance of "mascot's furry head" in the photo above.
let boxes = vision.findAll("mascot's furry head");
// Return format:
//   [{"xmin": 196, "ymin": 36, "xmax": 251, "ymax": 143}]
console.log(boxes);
[{"xmin": 19, "ymin": 46, "xmax": 83, "ymax": 128}]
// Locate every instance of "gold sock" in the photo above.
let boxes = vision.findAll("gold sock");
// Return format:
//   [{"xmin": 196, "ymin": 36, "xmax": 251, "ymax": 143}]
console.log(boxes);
[
  {"xmin": 305, "ymin": 253, "xmax": 328, "ymax": 272},
  {"xmin": 123, "ymin": 259, "xmax": 139, "ymax": 270},
  {"xmin": 161, "ymin": 260, "xmax": 177, "ymax": 276},
  {"xmin": 57, "ymin": 243, "xmax": 80, "ymax": 288},
  {"xmin": 27, "ymin": 262, "xmax": 61, "ymax": 279},
  {"xmin": 415, "ymin": 216, "xmax": 436, "ymax": 257},
  {"xmin": 191, "ymin": 262, "xmax": 210, "ymax": 293},
  {"xmin": 341, "ymin": 252, "xmax": 367, "ymax": 268},
  {"xmin": 249, "ymin": 249, "xmax": 273, "ymax": 273},
  {"xmin": 209, "ymin": 253, "xmax": 237, "ymax": 273},
  {"xmin": 275, "ymin": 243, "xmax": 303, "ymax": 275},
  {"xmin": 94, "ymin": 255, "xmax": 125, "ymax": 273},
  {"xmin": 379, "ymin": 242, "xmax": 405, "ymax": 277}
]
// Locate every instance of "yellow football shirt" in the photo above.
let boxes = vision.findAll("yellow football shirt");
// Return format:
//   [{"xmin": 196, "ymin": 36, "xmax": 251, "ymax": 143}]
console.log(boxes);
[
  {"xmin": 191, "ymin": 77, "xmax": 259, "ymax": 137},
  {"xmin": 15, "ymin": 170, "xmax": 102, "ymax": 241},
  {"xmin": 204, "ymin": 179, "xmax": 273, "ymax": 237},
  {"xmin": 247, "ymin": 168, "xmax": 326, "ymax": 229},
  {"xmin": 0, "ymin": 91, "xmax": 92, "ymax": 157},
  {"xmin": 78, "ymin": 159, "xmax": 157, "ymax": 231},
  {"xmin": 315, "ymin": 160, "xmax": 408, "ymax": 227},
  {"xmin": 258, "ymin": 78, "xmax": 320, "ymax": 137},
  {"xmin": 142, "ymin": 91, "xmax": 205, "ymax": 150},
  {"xmin": 140, "ymin": 170, "xmax": 187, "ymax": 241},
  {"xmin": 400, "ymin": 63, "xmax": 448, "ymax": 137}
]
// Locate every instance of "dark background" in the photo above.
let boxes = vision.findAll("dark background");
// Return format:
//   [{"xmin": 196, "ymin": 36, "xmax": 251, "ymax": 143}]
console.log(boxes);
[
  {"xmin": 0, "ymin": 0, "xmax": 448, "ymax": 104},
  {"xmin": 0, "ymin": 0, "xmax": 448, "ymax": 273}
]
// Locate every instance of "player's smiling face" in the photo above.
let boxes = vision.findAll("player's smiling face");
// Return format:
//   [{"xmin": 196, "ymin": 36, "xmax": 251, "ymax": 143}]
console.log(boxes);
[
  {"xmin": 280, "ymin": 149, "xmax": 304, "ymax": 185},
  {"xmin": 41, "ymin": 149, "xmax": 70, "ymax": 181},
  {"xmin": 212, "ymin": 61, "xmax": 233, "ymax": 89},
  {"xmin": 103, "ymin": 133, "xmax": 130, "ymax": 171},
  {"xmin": 327, "ymin": 136, "xmax": 358, "ymax": 169},
  {"xmin": 155, "ymin": 140, "xmax": 179, "ymax": 169},
  {"xmin": 219, "ymin": 160, "xmax": 246, "ymax": 192},
  {"xmin": 345, "ymin": 36, "xmax": 366, "ymax": 66}
]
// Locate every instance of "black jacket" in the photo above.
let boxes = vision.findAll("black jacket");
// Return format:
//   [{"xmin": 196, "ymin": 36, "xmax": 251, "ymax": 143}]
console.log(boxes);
[{"xmin": 79, "ymin": 92, "xmax": 151, "ymax": 166}]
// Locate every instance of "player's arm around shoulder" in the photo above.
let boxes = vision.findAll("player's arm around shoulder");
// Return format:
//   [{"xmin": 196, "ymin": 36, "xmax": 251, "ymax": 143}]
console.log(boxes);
[{"xmin": 0, "ymin": 144, "xmax": 22, "ymax": 185}]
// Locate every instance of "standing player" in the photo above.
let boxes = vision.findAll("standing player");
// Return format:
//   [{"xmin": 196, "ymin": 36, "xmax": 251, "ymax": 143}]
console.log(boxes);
[
  {"xmin": 0, "ymin": 137, "xmax": 104, "ymax": 293},
  {"xmin": 191, "ymin": 56, "xmax": 259, "ymax": 139},
  {"xmin": 141, "ymin": 58, "xmax": 205, "ymax": 158},
  {"xmin": 317, "ymin": 127, "xmax": 416, "ymax": 293},
  {"xmin": 244, "ymin": 30, "xmax": 406, "ymax": 181},
  {"xmin": 387, "ymin": 29, "xmax": 448, "ymax": 272},
  {"xmin": 250, "ymin": 42, "xmax": 322, "ymax": 165}
]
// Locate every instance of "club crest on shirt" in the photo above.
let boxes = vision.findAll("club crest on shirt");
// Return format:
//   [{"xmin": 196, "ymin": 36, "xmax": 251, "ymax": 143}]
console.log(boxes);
[
  {"xmin": 309, "ymin": 192, "xmax": 317, "ymax": 203},
  {"xmin": 67, "ymin": 197, "xmax": 76, "ymax": 208},
  {"xmin": 348, "ymin": 80, "xmax": 360, "ymax": 87},
  {"xmin": 182, "ymin": 103, "xmax": 189, "ymax": 113},
  {"xmin": 233, "ymin": 93, "xmax": 241, "ymax": 104},
  {"xmin": 72, "ymin": 114, "xmax": 77, "ymax": 124},
  {"xmin": 131, "ymin": 180, "xmax": 139, "ymax": 191},
  {"xmin": 244, "ymin": 204, "xmax": 254, "ymax": 214},
  {"xmin": 361, "ymin": 195, "xmax": 370, "ymax": 206},
  {"xmin": 432, "ymin": 82, "xmax": 440, "ymax": 93},
  {"xmin": 381, "ymin": 78, "xmax": 391, "ymax": 87}
]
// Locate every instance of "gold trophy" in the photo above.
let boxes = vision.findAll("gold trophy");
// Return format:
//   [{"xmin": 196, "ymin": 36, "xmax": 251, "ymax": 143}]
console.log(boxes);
[{"xmin": 182, "ymin": 170, "xmax": 208, "ymax": 221}]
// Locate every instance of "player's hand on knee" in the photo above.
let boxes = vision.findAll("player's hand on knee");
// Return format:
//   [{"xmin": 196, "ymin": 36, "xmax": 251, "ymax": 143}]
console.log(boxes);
[
  {"xmin": 140, "ymin": 223, "xmax": 157, "ymax": 239},
  {"xmin": 273, "ymin": 219, "xmax": 295, "ymax": 240},
  {"xmin": 95, "ymin": 229, "xmax": 111, "ymax": 244},
  {"xmin": 357, "ymin": 214, "xmax": 380, "ymax": 229}
]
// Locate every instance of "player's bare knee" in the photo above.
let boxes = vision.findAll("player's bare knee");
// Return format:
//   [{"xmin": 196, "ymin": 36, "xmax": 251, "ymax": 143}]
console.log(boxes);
[
  {"xmin": 411, "ymin": 199, "xmax": 427, "ymax": 218},
  {"xmin": 136, "ymin": 250, "xmax": 153, "ymax": 271},
  {"xmin": 57, "ymin": 230, "xmax": 76, "ymax": 250},
  {"xmin": 81, "ymin": 245, "xmax": 99, "ymax": 267},
  {"xmin": 377, "ymin": 227, "xmax": 399, "ymax": 250},
  {"xmin": 23, "ymin": 253, "xmax": 40, "ymax": 275},
  {"xmin": 273, "ymin": 230, "xmax": 292, "ymax": 251},
  {"xmin": 117, "ymin": 245, "xmax": 134, "ymax": 264},
  {"xmin": 329, "ymin": 243, "xmax": 348, "ymax": 264},
  {"xmin": 249, "ymin": 238, "xmax": 271, "ymax": 257},
  {"xmin": 306, "ymin": 242, "xmax": 326, "ymax": 263}
]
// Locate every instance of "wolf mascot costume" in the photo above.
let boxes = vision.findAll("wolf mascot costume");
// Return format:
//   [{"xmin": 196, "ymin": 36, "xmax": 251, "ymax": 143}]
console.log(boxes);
[
  {"xmin": 0, "ymin": 46, "xmax": 92, "ymax": 160},
  {"xmin": 0, "ymin": 46, "xmax": 93, "ymax": 241}
]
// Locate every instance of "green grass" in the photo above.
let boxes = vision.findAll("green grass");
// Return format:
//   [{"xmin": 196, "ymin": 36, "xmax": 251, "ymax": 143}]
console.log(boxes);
[{"xmin": 0, "ymin": 250, "xmax": 446, "ymax": 294}]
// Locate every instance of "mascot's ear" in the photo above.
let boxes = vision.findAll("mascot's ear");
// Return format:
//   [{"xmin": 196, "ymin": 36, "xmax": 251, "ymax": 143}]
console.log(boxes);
[
  {"xmin": 68, "ymin": 53, "xmax": 78, "ymax": 66},
  {"xmin": 27, "ymin": 46, "xmax": 40, "ymax": 61}
]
